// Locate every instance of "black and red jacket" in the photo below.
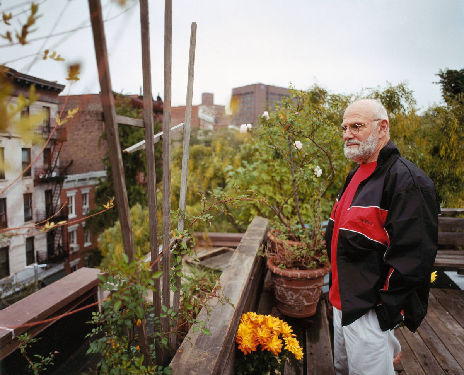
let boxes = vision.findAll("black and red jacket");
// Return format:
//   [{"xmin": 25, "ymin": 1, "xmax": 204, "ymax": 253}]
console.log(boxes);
[{"xmin": 325, "ymin": 141, "xmax": 439, "ymax": 332}]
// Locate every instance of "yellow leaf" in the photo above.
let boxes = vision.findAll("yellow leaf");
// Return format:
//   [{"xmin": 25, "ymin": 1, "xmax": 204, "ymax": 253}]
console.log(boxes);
[
  {"xmin": 66, "ymin": 64, "xmax": 80, "ymax": 81},
  {"xmin": 430, "ymin": 271, "xmax": 437, "ymax": 283}
]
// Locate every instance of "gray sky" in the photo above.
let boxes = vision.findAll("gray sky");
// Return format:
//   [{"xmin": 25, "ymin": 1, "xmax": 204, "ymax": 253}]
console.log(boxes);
[{"xmin": 2, "ymin": 0, "xmax": 464, "ymax": 111}]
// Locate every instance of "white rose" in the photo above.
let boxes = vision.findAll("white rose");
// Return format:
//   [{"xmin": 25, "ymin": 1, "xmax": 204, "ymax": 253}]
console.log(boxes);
[
  {"xmin": 240, "ymin": 124, "xmax": 248, "ymax": 133},
  {"xmin": 294, "ymin": 140, "xmax": 303, "ymax": 150},
  {"xmin": 262, "ymin": 111, "xmax": 269, "ymax": 119},
  {"xmin": 314, "ymin": 165, "xmax": 322, "ymax": 178}
]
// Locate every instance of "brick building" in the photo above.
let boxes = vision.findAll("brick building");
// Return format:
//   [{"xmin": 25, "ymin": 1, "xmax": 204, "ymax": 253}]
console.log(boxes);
[
  {"xmin": 230, "ymin": 83, "xmax": 290, "ymax": 125},
  {"xmin": 171, "ymin": 92, "xmax": 227, "ymax": 131},
  {"xmin": 58, "ymin": 94, "xmax": 163, "ymax": 271}
]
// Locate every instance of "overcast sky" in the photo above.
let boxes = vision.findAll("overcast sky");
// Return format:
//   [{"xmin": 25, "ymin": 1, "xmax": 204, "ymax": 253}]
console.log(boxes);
[{"xmin": 2, "ymin": 0, "xmax": 464, "ymax": 111}]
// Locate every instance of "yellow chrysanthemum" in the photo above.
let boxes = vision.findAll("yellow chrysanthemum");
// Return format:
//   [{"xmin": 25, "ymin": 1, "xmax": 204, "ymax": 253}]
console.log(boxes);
[
  {"xmin": 261, "ymin": 334, "xmax": 283, "ymax": 356},
  {"xmin": 237, "ymin": 334, "xmax": 258, "ymax": 355},
  {"xmin": 284, "ymin": 336, "xmax": 304, "ymax": 360},
  {"xmin": 256, "ymin": 325, "xmax": 272, "ymax": 345},
  {"xmin": 280, "ymin": 321, "xmax": 293, "ymax": 338},
  {"xmin": 265, "ymin": 315, "xmax": 282, "ymax": 334}
]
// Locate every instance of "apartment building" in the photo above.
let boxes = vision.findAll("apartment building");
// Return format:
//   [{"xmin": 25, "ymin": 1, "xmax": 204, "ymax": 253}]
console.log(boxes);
[
  {"xmin": 230, "ymin": 83, "xmax": 290, "ymax": 125},
  {"xmin": 0, "ymin": 67, "xmax": 66, "ymax": 284}
]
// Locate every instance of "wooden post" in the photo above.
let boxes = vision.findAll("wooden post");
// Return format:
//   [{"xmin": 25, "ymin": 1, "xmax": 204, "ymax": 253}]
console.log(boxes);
[
  {"xmin": 161, "ymin": 0, "xmax": 172, "ymax": 348},
  {"xmin": 170, "ymin": 22, "xmax": 197, "ymax": 350},
  {"xmin": 139, "ymin": 0, "xmax": 161, "ymax": 363},
  {"xmin": 88, "ymin": 0, "xmax": 135, "ymax": 261}
]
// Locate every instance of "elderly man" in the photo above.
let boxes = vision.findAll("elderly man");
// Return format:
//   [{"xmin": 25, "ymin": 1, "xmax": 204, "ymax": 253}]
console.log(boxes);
[{"xmin": 325, "ymin": 99, "xmax": 439, "ymax": 375}]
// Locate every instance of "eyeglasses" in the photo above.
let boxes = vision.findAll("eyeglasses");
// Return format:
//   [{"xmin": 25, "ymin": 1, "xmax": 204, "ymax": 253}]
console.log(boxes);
[{"xmin": 339, "ymin": 119, "xmax": 381, "ymax": 135}]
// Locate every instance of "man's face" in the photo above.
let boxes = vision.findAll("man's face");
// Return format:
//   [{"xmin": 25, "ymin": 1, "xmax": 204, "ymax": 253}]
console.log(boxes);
[{"xmin": 341, "ymin": 102, "xmax": 383, "ymax": 163}]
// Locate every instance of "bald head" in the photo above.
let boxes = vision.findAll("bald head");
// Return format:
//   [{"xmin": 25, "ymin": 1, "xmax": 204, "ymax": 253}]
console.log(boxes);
[{"xmin": 344, "ymin": 99, "xmax": 389, "ymax": 124}]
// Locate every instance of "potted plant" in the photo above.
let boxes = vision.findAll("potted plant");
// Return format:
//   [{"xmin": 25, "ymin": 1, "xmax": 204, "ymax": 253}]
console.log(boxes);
[
  {"xmin": 235, "ymin": 312, "xmax": 303, "ymax": 374},
  {"xmin": 229, "ymin": 87, "xmax": 346, "ymax": 318}
]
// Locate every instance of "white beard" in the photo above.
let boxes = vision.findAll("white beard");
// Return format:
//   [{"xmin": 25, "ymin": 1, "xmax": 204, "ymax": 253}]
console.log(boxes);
[{"xmin": 344, "ymin": 128, "xmax": 378, "ymax": 163}]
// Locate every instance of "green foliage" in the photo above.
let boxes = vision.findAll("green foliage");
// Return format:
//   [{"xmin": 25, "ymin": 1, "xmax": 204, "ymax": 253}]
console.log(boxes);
[
  {"xmin": 89, "ymin": 93, "xmax": 162, "ymax": 234},
  {"xmin": 87, "ymin": 255, "xmax": 170, "ymax": 374},
  {"xmin": 437, "ymin": 68, "xmax": 464, "ymax": 104},
  {"xmin": 17, "ymin": 333, "xmax": 56, "ymax": 375},
  {"xmin": 170, "ymin": 128, "xmax": 246, "ymax": 232},
  {"xmin": 227, "ymin": 86, "xmax": 347, "ymax": 268},
  {"xmin": 98, "ymin": 204, "xmax": 151, "ymax": 263}
]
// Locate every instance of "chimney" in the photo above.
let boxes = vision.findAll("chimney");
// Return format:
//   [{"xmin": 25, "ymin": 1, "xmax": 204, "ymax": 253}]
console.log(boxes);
[{"xmin": 201, "ymin": 92, "xmax": 214, "ymax": 106}]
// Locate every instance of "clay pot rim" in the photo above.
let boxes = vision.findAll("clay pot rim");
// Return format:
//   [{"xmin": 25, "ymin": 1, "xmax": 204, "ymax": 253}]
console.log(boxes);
[{"xmin": 266, "ymin": 257, "xmax": 330, "ymax": 279}]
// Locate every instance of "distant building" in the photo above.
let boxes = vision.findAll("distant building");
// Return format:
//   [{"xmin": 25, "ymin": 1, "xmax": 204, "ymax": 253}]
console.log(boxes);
[
  {"xmin": 0, "ymin": 67, "xmax": 67, "ymax": 284},
  {"xmin": 58, "ymin": 94, "xmax": 163, "ymax": 271},
  {"xmin": 171, "ymin": 92, "xmax": 227, "ymax": 131},
  {"xmin": 231, "ymin": 83, "xmax": 290, "ymax": 125}
]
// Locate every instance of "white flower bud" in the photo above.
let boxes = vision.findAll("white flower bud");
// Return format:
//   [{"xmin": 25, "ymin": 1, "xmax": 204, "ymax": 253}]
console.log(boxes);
[
  {"xmin": 314, "ymin": 165, "xmax": 322, "ymax": 178},
  {"xmin": 294, "ymin": 140, "xmax": 303, "ymax": 150},
  {"xmin": 262, "ymin": 111, "xmax": 269, "ymax": 119}
]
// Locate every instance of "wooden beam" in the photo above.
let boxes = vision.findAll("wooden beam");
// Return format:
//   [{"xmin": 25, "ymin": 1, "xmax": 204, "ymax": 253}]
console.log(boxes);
[
  {"xmin": 122, "ymin": 122, "xmax": 184, "ymax": 153},
  {"xmin": 139, "ymin": 0, "xmax": 161, "ymax": 354},
  {"xmin": 88, "ymin": 0, "xmax": 135, "ymax": 261},
  {"xmin": 161, "ymin": 0, "xmax": 173, "ymax": 350},
  {"xmin": 116, "ymin": 114, "xmax": 144, "ymax": 128},
  {"xmin": 171, "ymin": 21, "xmax": 197, "ymax": 350}
]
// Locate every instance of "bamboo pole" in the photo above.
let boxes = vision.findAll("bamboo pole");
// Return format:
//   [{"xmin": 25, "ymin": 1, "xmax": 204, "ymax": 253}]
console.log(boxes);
[
  {"xmin": 139, "ymin": 0, "xmax": 161, "ymax": 362},
  {"xmin": 88, "ymin": 0, "xmax": 135, "ymax": 261},
  {"xmin": 161, "ymin": 0, "xmax": 172, "ymax": 350},
  {"xmin": 170, "ymin": 22, "xmax": 197, "ymax": 351}
]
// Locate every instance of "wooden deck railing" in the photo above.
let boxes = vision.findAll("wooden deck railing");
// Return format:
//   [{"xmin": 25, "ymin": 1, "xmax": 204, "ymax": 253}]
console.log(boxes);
[
  {"xmin": 170, "ymin": 216, "xmax": 269, "ymax": 375},
  {"xmin": 435, "ymin": 208, "xmax": 464, "ymax": 272}
]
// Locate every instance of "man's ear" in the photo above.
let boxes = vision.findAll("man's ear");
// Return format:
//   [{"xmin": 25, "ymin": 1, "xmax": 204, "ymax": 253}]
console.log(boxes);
[{"xmin": 378, "ymin": 119, "xmax": 389, "ymax": 136}]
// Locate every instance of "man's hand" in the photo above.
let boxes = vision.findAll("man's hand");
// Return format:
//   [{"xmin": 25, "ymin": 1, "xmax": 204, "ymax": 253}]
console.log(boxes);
[{"xmin": 393, "ymin": 352, "xmax": 402, "ymax": 367}]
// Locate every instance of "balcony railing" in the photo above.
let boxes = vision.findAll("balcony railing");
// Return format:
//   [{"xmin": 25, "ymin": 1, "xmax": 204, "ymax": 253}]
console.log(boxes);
[{"xmin": 34, "ymin": 166, "xmax": 67, "ymax": 185}]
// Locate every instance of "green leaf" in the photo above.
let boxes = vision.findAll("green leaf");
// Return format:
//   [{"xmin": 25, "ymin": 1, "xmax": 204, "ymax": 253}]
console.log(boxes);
[{"xmin": 113, "ymin": 300, "xmax": 122, "ymax": 312}]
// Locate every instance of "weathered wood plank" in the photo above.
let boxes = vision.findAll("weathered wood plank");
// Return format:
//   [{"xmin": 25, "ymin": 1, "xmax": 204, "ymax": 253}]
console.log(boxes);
[
  {"xmin": 438, "ymin": 217, "xmax": 464, "ymax": 231},
  {"xmin": 400, "ymin": 326, "xmax": 445, "ymax": 374},
  {"xmin": 441, "ymin": 208, "xmax": 464, "ymax": 217},
  {"xmin": 429, "ymin": 289, "xmax": 464, "ymax": 328},
  {"xmin": 416, "ymin": 319, "xmax": 463, "ymax": 374},
  {"xmin": 170, "ymin": 217, "xmax": 268, "ymax": 375},
  {"xmin": 116, "ymin": 114, "xmax": 144, "ymax": 127},
  {"xmin": 88, "ymin": 0, "xmax": 135, "ymax": 261},
  {"xmin": 424, "ymin": 291, "xmax": 464, "ymax": 369},
  {"xmin": 438, "ymin": 232, "xmax": 464, "ymax": 247},
  {"xmin": 139, "ymin": 0, "xmax": 161, "ymax": 363},
  {"xmin": 395, "ymin": 328, "xmax": 426, "ymax": 375},
  {"xmin": 306, "ymin": 300, "xmax": 335, "ymax": 375},
  {"xmin": 161, "ymin": 0, "xmax": 173, "ymax": 350},
  {"xmin": 123, "ymin": 122, "xmax": 184, "ymax": 153}
]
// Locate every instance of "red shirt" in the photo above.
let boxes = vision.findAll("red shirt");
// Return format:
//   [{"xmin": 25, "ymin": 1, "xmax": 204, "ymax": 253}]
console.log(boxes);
[{"xmin": 329, "ymin": 161, "xmax": 377, "ymax": 309}]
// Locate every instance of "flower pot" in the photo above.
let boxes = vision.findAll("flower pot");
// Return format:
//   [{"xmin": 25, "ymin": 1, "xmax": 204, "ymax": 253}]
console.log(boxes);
[{"xmin": 267, "ymin": 257, "xmax": 329, "ymax": 318}]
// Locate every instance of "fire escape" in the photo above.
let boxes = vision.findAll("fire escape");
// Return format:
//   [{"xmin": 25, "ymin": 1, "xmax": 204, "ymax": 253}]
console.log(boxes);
[{"xmin": 34, "ymin": 109, "xmax": 71, "ymax": 264}]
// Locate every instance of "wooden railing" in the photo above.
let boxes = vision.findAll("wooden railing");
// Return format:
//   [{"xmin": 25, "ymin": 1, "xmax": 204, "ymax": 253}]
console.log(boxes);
[
  {"xmin": 170, "ymin": 216, "xmax": 269, "ymax": 375},
  {"xmin": 435, "ymin": 208, "xmax": 464, "ymax": 273}
]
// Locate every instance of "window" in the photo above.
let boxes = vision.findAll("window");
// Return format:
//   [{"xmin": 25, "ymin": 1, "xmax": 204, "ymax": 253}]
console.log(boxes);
[
  {"xmin": 0, "ymin": 198, "xmax": 7, "ymax": 228},
  {"xmin": 43, "ymin": 106, "xmax": 50, "ymax": 130},
  {"xmin": 43, "ymin": 148, "xmax": 51, "ymax": 171},
  {"xmin": 24, "ymin": 193, "xmax": 32, "ymax": 222},
  {"xmin": 22, "ymin": 148, "xmax": 31, "ymax": 177},
  {"xmin": 0, "ymin": 246, "xmax": 9, "ymax": 278},
  {"xmin": 0, "ymin": 147, "xmax": 4, "ymax": 179},
  {"xmin": 84, "ymin": 227, "xmax": 91, "ymax": 246},
  {"xmin": 82, "ymin": 191, "xmax": 89, "ymax": 215},
  {"xmin": 67, "ymin": 193, "xmax": 76, "ymax": 218},
  {"xmin": 45, "ymin": 190, "xmax": 53, "ymax": 218},
  {"xmin": 26, "ymin": 237, "xmax": 34, "ymax": 265},
  {"xmin": 68, "ymin": 227, "xmax": 78, "ymax": 253}
]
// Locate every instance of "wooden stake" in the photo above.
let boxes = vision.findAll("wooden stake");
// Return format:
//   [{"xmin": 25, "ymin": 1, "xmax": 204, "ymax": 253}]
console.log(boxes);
[
  {"xmin": 139, "ymin": 0, "xmax": 161, "ymax": 361},
  {"xmin": 170, "ymin": 22, "xmax": 197, "ymax": 351},
  {"xmin": 88, "ymin": 0, "xmax": 135, "ymax": 261},
  {"xmin": 161, "ymin": 0, "xmax": 172, "ymax": 349}
]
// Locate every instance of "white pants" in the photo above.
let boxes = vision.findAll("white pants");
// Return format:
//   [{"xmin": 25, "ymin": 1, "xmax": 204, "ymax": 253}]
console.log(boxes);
[{"xmin": 333, "ymin": 307, "xmax": 401, "ymax": 375}]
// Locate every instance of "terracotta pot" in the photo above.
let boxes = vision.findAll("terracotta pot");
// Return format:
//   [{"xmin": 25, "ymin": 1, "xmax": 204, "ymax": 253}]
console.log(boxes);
[{"xmin": 267, "ymin": 257, "xmax": 329, "ymax": 318}]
